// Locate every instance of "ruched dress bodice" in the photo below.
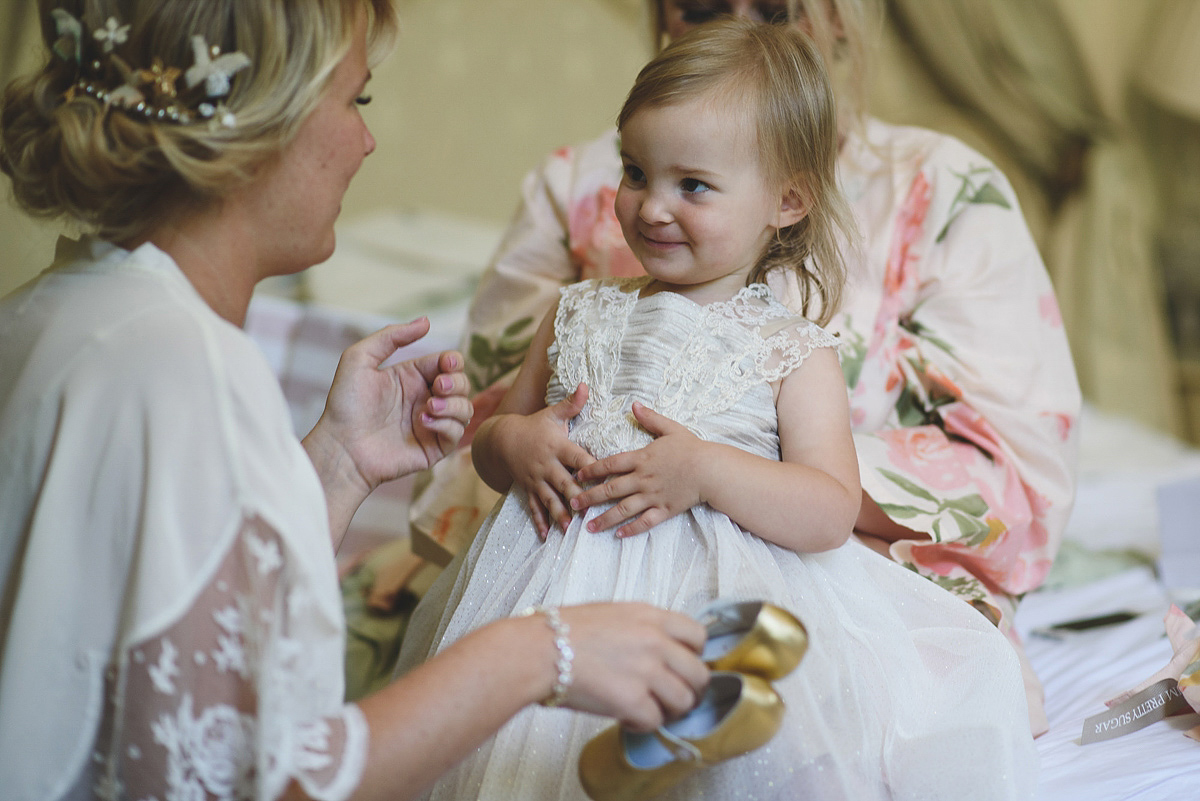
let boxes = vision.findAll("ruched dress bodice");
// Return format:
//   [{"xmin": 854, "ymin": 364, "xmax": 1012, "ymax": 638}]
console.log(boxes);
[{"xmin": 547, "ymin": 278, "xmax": 836, "ymax": 464}]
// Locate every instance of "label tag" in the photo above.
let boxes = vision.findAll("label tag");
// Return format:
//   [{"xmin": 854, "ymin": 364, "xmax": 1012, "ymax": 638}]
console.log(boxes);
[{"xmin": 1080, "ymin": 678, "xmax": 1193, "ymax": 744}]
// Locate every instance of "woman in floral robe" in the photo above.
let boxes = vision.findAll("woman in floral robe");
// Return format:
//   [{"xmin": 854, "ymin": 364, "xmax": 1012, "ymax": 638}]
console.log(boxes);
[{"xmin": 405, "ymin": 0, "xmax": 1081, "ymax": 735}]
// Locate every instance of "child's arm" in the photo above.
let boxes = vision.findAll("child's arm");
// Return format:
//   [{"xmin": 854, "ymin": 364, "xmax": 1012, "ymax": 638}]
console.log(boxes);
[
  {"xmin": 472, "ymin": 300, "xmax": 596, "ymax": 537},
  {"xmin": 572, "ymin": 347, "xmax": 860, "ymax": 553}
]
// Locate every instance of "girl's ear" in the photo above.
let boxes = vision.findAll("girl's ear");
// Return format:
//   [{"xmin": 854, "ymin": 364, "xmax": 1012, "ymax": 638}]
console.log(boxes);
[{"xmin": 776, "ymin": 186, "xmax": 810, "ymax": 229}]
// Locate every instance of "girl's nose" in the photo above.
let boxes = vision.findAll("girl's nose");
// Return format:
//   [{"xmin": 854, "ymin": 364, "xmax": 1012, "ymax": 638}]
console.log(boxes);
[{"xmin": 638, "ymin": 191, "xmax": 672, "ymax": 224}]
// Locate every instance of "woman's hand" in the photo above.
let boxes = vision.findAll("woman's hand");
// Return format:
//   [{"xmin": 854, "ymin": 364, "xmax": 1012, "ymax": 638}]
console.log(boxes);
[
  {"xmin": 353, "ymin": 602, "xmax": 708, "ymax": 801},
  {"xmin": 488, "ymin": 383, "xmax": 595, "ymax": 538},
  {"xmin": 572, "ymin": 402, "xmax": 707, "ymax": 538},
  {"xmin": 554, "ymin": 603, "xmax": 709, "ymax": 730},
  {"xmin": 303, "ymin": 318, "xmax": 472, "ymax": 543}
]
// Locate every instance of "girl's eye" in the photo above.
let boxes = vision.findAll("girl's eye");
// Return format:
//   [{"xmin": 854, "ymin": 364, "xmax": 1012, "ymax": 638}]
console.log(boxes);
[
  {"xmin": 681, "ymin": 178, "xmax": 710, "ymax": 194},
  {"xmin": 355, "ymin": 95, "xmax": 372, "ymax": 106},
  {"xmin": 682, "ymin": 8, "xmax": 720, "ymax": 24},
  {"xmin": 757, "ymin": 2, "xmax": 793, "ymax": 24},
  {"xmin": 623, "ymin": 164, "xmax": 646, "ymax": 184},
  {"xmin": 677, "ymin": 1, "xmax": 729, "ymax": 25}
]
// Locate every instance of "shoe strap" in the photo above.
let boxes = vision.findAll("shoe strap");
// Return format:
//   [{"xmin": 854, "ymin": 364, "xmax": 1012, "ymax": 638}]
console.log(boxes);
[{"xmin": 654, "ymin": 726, "xmax": 705, "ymax": 764}]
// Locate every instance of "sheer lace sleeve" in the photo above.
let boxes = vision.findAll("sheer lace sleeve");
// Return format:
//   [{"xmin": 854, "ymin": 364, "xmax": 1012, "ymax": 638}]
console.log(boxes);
[{"xmin": 76, "ymin": 516, "xmax": 367, "ymax": 801}]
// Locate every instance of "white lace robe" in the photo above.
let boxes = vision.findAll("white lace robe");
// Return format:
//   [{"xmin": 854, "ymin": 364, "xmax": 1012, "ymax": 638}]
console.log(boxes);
[{"xmin": 0, "ymin": 238, "xmax": 367, "ymax": 801}]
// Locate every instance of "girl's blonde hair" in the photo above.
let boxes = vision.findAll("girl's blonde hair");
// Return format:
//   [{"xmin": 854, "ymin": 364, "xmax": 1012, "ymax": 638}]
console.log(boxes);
[
  {"xmin": 650, "ymin": 0, "xmax": 881, "ymax": 126},
  {"xmin": 619, "ymin": 18, "xmax": 857, "ymax": 325},
  {"xmin": 1, "ymin": 0, "xmax": 397, "ymax": 244}
]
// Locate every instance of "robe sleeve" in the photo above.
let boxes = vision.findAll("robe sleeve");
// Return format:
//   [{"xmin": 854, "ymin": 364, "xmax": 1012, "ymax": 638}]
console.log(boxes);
[{"xmin": 850, "ymin": 143, "xmax": 1082, "ymax": 625}]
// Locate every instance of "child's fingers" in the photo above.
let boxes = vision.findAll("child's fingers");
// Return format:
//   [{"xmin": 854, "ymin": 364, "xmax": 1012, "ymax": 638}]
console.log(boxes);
[
  {"xmin": 528, "ymin": 493, "xmax": 551, "ymax": 541},
  {"xmin": 547, "ymin": 383, "xmax": 590, "ymax": 423},
  {"xmin": 559, "ymin": 441, "xmax": 597, "ymax": 473},
  {"xmin": 553, "ymin": 470, "xmax": 585, "ymax": 508},
  {"xmin": 586, "ymin": 493, "xmax": 651, "ymax": 534},
  {"xmin": 571, "ymin": 473, "xmax": 638, "ymax": 511},
  {"xmin": 616, "ymin": 507, "xmax": 670, "ymax": 538},
  {"xmin": 631, "ymin": 401, "xmax": 686, "ymax": 437},
  {"xmin": 533, "ymin": 482, "xmax": 573, "ymax": 535},
  {"xmin": 575, "ymin": 452, "xmax": 633, "ymax": 484}
]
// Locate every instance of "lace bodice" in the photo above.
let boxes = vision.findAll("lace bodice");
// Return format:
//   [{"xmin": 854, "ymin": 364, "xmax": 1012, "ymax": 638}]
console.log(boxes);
[{"xmin": 546, "ymin": 278, "xmax": 839, "ymax": 461}]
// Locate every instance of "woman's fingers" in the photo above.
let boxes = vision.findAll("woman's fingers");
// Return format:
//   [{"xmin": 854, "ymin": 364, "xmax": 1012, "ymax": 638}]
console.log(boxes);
[
  {"xmin": 423, "ymin": 394, "xmax": 473, "ymax": 427},
  {"xmin": 430, "ymin": 366, "xmax": 470, "ymax": 400},
  {"xmin": 559, "ymin": 604, "xmax": 709, "ymax": 729},
  {"xmin": 354, "ymin": 318, "xmax": 431, "ymax": 368}
]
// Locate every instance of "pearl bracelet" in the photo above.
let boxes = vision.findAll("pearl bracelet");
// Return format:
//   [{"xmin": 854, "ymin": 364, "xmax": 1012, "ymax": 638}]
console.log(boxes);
[{"xmin": 522, "ymin": 605, "xmax": 574, "ymax": 707}]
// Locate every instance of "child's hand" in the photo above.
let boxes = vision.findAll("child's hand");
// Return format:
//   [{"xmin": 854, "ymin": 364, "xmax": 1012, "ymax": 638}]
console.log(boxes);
[
  {"xmin": 496, "ymin": 383, "xmax": 595, "ymax": 539},
  {"xmin": 572, "ymin": 402, "xmax": 707, "ymax": 538}
]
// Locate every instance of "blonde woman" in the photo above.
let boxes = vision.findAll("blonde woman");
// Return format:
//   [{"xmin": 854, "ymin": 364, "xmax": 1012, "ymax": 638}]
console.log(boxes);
[
  {"xmin": 0, "ymin": 3, "xmax": 708, "ymax": 799},
  {"xmin": 408, "ymin": 0, "xmax": 1081, "ymax": 735}
]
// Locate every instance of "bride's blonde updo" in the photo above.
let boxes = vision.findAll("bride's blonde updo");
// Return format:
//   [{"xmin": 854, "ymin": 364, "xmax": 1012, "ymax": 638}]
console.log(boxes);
[{"xmin": 1, "ymin": 0, "xmax": 396, "ymax": 244}]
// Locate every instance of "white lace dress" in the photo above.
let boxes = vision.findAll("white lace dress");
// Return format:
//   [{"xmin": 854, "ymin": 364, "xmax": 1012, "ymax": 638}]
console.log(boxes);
[
  {"xmin": 398, "ymin": 278, "xmax": 1038, "ymax": 801},
  {"xmin": 0, "ymin": 238, "xmax": 366, "ymax": 801}
]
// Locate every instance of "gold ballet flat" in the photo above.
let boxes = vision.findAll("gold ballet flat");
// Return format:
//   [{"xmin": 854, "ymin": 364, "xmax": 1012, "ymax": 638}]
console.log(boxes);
[
  {"xmin": 698, "ymin": 600, "xmax": 808, "ymax": 681},
  {"xmin": 578, "ymin": 672, "xmax": 783, "ymax": 801}
]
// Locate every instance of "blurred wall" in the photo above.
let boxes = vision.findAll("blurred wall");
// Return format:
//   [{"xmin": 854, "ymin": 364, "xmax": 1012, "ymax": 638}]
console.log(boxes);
[
  {"xmin": 0, "ymin": 0, "xmax": 1164, "ymax": 297},
  {"xmin": 0, "ymin": 0, "xmax": 654, "ymax": 297}
]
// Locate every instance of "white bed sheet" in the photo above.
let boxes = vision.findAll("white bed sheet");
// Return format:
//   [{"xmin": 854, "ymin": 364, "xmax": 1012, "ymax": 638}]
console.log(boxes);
[
  {"xmin": 1018, "ymin": 569, "xmax": 1200, "ymax": 799},
  {"xmin": 1018, "ymin": 404, "xmax": 1200, "ymax": 799}
]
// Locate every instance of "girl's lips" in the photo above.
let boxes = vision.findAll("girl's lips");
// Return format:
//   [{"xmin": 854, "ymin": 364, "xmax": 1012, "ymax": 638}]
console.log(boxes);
[{"xmin": 639, "ymin": 232, "xmax": 685, "ymax": 250}]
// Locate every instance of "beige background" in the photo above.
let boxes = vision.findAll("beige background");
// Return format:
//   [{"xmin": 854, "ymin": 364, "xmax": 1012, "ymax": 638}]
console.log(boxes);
[
  {"xmin": 0, "ymin": 0, "xmax": 1155, "ymax": 294},
  {"xmin": 0, "ymin": 0, "xmax": 1190, "ymax": 436}
]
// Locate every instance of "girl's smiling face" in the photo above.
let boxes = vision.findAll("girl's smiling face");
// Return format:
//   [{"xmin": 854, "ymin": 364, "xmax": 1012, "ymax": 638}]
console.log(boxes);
[{"xmin": 615, "ymin": 94, "xmax": 805, "ymax": 304}]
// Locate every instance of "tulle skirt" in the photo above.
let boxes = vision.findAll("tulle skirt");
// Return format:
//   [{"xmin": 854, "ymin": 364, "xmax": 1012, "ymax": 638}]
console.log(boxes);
[{"xmin": 395, "ymin": 488, "xmax": 1038, "ymax": 801}]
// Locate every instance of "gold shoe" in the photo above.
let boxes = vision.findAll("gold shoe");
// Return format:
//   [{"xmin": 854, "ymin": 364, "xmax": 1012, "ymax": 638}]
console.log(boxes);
[
  {"xmin": 698, "ymin": 600, "xmax": 807, "ymax": 681},
  {"xmin": 578, "ymin": 672, "xmax": 783, "ymax": 801}
]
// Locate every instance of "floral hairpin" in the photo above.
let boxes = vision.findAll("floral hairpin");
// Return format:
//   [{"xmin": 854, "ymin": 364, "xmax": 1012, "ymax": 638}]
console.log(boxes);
[{"xmin": 53, "ymin": 9, "xmax": 252, "ymax": 129}]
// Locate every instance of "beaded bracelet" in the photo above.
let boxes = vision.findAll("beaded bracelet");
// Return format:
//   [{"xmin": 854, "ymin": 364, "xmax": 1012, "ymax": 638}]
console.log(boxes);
[{"xmin": 522, "ymin": 605, "xmax": 574, "ymax": 707}]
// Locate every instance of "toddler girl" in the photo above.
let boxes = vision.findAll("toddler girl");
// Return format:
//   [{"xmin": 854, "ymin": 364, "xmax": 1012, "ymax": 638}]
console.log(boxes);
[{"xmin": 398, "ymin": 19, "xmax": 1037, "ymax": 801}]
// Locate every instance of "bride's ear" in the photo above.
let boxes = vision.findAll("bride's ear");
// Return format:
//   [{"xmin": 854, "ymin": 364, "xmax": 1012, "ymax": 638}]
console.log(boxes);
[{"xmin": 775, "ymin": 185, "xmax": 810, "ymax": 229}]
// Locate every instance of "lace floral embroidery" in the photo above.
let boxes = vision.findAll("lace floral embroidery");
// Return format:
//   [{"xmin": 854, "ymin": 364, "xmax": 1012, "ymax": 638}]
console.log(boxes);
[
  {"xmin": 550, "ymin": 278, "xmax": 839, "ymax": 459},
  {"xmin": 152, "ymin": 693, "xmax": 256, "ymax": 800},
  {"xmin": 79, "ymin": 516, "xmax": 367, "ymax": 801}
]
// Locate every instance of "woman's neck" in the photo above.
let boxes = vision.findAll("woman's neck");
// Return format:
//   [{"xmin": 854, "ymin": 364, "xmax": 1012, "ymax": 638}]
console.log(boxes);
[{"xmin": 130, "ymin": 202, "xmax": 261, "ymax": 327}]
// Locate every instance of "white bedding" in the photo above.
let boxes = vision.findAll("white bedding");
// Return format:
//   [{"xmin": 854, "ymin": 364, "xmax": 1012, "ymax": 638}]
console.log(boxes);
[
  {"xmin": 1018, "ymin": 406, "xmax": 1200, "ymax": 799},
  {"xmin": 1020, "ymin": 569, "xmax": 1200, "ymax": 799},
  {"xmin": 247, "ymin": 210, "xmax": 1200, "ymax": 799}
]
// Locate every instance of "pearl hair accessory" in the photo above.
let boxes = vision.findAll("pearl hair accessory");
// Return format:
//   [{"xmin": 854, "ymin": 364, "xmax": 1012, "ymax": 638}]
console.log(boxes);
[{"xmin": 51, "ymin": 8, "xmax": 250, "ymax": 128}]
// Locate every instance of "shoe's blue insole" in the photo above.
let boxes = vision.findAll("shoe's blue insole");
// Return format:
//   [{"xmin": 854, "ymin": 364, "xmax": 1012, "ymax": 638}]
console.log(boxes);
[
  {"xmin": 701, "ymin": 631, "xmax": 743, "ymax": 662},
  {"xmin": 622, "ymin": 676, "xmax": 739, "ymax": 769}
]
